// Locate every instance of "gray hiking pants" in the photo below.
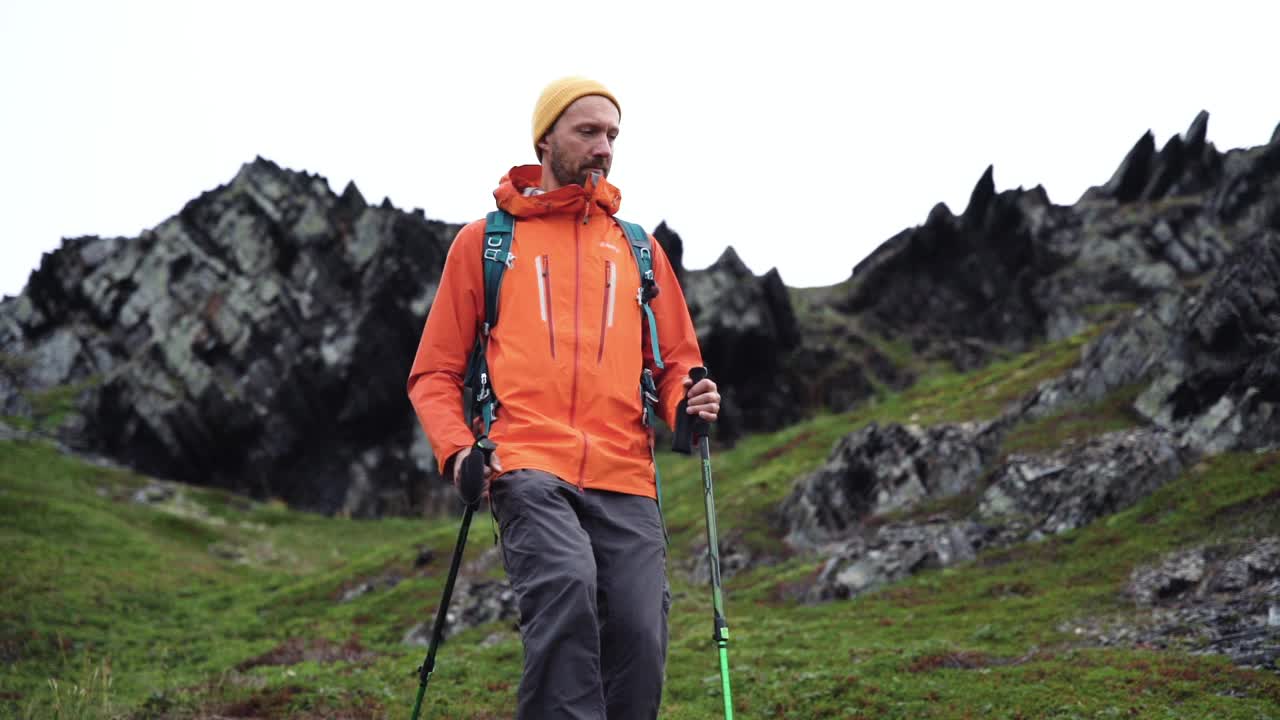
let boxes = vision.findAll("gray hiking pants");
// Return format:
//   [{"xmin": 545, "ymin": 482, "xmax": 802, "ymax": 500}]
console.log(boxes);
[{"xmin": 490, "ymin": 469, "xmax": 670, "ymax": 720}]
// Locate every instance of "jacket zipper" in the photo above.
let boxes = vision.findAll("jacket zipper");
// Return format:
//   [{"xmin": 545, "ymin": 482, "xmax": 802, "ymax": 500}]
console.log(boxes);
[
  {"xmin": 570, "ymin": 221, "xmax": 586, "ymax": 491},
  {"xmin": 535, "ymin": 254, "xmax": 556, "ymax": 359},
  {"xmin": 597, "ymin": 260, "xmax": 616, "ymax": 364}
]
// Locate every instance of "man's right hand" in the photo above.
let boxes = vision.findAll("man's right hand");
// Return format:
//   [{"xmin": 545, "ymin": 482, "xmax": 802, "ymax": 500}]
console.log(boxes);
[{"xmin": 451, "ymin": 445, "xmax": 503, "ymax": 493}]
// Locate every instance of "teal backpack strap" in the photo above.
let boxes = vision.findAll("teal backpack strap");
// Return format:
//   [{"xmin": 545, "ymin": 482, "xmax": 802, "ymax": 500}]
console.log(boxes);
[
  {"xmin": 463, "ymin": 210, "xmax": 516, "ymax": 437},
  {"xmin": 641, "ymin": 369, "xmax": 669, "ymax": 544},
  {"xmin": 621, "ymin": 216, "xmax": 669, "ymax": 543},
  {"xmin": 615, "ymin": 219, "xmax": 664, "ymax": 370},
  {"xmin": 482, "ymin": 210, "xmax": 516, "ymax": 331}
]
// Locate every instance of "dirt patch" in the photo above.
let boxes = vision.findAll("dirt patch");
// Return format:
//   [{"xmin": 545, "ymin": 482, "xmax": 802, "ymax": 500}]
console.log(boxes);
[
  {"xmin": 768, "ymin": 564, "xmax": 826, "ymax": 604},
  {"xmin": 213, "ymin": 685, "xmax": 304, "ymax": 719},
  {"xmin": 907, "ymin": 649, "xmax": 1048, "ymax": 673},
  {"xmin": 875, "ymin": 585, "xmax": 934, "ymax": 608},
  {"xmin": 908, "ymin": 651, "xmax": 999, "ymax": 672},
  {"xmin": 0, "ymin": 634, "xmax": 23, "ymax": 664},
  {"xmin": 977, "ymin": 539, "xmax": 1065, "ymax": 569},
  {"xmin": 1251, "ymin": 452, "xmax": 1280, "ymax": 474},
  {"xmin": 1209, "ymin": 487, "xmax": 1280, "ymax": 525},
  {"xmin": 235, "ymin": 636, "xmax": 375, "ymax": 671},
  {"xmin": 985, "ymin": 581, "xmax": 1037, "ymax": 598},
  {"xmin": 201, "ymin": 685, "xmax": 385, "ymax": 720}
]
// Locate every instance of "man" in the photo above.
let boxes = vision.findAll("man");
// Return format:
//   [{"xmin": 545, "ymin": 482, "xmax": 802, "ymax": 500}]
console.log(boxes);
[{"xmin": 407, "ymin": 76, "xmax": 721, "ymax": 719}]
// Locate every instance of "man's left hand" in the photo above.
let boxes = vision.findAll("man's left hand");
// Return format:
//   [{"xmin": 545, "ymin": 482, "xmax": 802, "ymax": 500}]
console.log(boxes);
[{"xmin": 683, "ymin": 376, "xmax": 720, "ymax": 422}]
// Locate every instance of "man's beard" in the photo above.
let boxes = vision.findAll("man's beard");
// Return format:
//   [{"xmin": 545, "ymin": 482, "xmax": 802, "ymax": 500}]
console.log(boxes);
[{"xmin": 548, "ymin": 142, "xmax": 609, "ymax": 188}]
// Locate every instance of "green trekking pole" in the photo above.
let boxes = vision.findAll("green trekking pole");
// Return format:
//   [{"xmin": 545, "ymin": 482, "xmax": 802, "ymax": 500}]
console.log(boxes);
[
  {"xmin": 409, "ymin": 437, "xmax": 494, "ymax": 720},
  {"xmin": 674, "ymin": 366, "xmax": 734, "ymax": 719}
]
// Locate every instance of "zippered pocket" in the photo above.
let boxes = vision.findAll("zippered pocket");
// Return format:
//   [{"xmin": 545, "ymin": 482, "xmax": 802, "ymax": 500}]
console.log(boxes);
[
  {"xmin": 597, "ymin": 260, "xmax": 616, "ymax": 364},
  {"xmin": 535, "ymin": 254, "xmax": 556, "ymax": 358}
]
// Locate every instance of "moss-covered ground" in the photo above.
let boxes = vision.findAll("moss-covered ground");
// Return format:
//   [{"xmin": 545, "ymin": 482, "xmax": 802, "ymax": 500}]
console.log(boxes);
[{"xmin": 2, "ymin": 329, "xmax": 1277, "ymax": 718}]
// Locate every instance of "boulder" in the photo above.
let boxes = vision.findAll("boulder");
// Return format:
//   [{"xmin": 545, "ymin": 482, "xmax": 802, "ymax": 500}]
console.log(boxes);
[
  {"xmin": 778, "ymin": 421, "xmax": 999, "ymax": 549},
  {"xmin": 979, "ymin": 428, "xmax": 1185, "ymax": 537}
]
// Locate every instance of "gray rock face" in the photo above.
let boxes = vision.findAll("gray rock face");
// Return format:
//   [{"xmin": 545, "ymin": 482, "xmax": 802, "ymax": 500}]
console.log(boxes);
[
  {"xmin": 770, "ymin": 115, "xmax": 1280, "ymax": 671},
  {"xmin": 804, "ymin": 520, "xmax": 991, "ymax": 602},
  {"xmin": 1110, "ymin": 539, "xmax": 1280, "ymax": 669},
  {"xmin": 1020, "ymin": 230, "xmax": 1280, "ymax": 456},
  {"xmin": 778, "ymin": 421, "xmax": 999, "ymax": 549},
  {"xmin": 801, "ymin": 110, "xmax": 1272, "ymax": 380},
  {"xmin": 0, "ymin": 158, "xmax": 458, "ymax": 516},
  {"xmin": 1138, "ymin": 231, "xmax": 1280, "ymax": 453},
  {"xmin": 790, "ymin": 427, "xmax": 1185, "ymax": 602},
  {"xmin": 1083, "ymin": 111, "xmax": 1223, "ymax": 205},
  {"xmin": 680, "ymin": 244, "xmax": 802, "ymax": 442},
  {"xmin": 834, "ymin": 169, "xmax": 1053, "ymax": 369},
  {"xmin": 978, "ymin": 428, "xmax": 1186, "ymax": 537},
  {"xmin": 0, "ymin": 160, "xmax": 813, "ymax": 506}
]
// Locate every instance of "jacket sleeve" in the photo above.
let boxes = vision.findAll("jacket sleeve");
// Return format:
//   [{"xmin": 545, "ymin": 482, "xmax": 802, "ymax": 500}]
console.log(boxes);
[
  {"xmin": 407, "ymin": 220, "xmax": 486, "ymax": 473},
  {"xmin": 643, "ymin": 234, "xmax": 706, "ymax": 430}
]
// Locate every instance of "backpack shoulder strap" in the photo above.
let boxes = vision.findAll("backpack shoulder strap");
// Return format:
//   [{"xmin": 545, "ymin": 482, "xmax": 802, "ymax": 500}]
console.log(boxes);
[
  {"xmin": 463, "ymin": 210, "xmax": 516, "ymax": 437},
  {"xmin": 617, "ymin": 217, "xmax": 671, "ymax": 544},
  {"xmin": 615, "ymin": 218, "xmax": 664, "ymax": 370},
  {"xmin": 482, "ymin": 210, "xmax": 516, "ymax": 332}
]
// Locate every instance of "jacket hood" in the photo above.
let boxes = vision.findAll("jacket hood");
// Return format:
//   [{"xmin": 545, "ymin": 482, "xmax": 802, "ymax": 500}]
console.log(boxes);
[{"xmin": 493, "ymin": 164, "xmax": 622, "ymax": 219}]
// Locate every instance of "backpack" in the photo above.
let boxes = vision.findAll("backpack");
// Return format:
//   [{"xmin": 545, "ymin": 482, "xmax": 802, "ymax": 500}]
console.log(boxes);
[{"xmin": 460, "ymin": 209, "xmax": 669, "ymax": 521}]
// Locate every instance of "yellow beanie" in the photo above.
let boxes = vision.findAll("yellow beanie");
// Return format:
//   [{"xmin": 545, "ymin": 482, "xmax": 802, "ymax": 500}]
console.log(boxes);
[{"xmin": 531, "ymin": 76, "xmax": 621, "ymax": 159}]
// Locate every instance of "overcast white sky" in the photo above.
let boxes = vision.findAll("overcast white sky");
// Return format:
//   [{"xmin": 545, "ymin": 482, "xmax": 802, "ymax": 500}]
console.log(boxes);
[{"xmin": 2, "ymin": 1, "xmax": 1279, "ymax": 299}]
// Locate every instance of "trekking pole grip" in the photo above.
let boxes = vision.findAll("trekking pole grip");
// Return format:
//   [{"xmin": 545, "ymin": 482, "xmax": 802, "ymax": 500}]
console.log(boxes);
[
  {"xmin": 672, "ymin": 366, "xmax": 710, "ymax": 454},
  {"xmin": 458, "ymin": 438, "xmax": 495, "ymax": 507},
  {"xmin": 688, "ymin": 366, "xmax": 712, "ymax": 439}
]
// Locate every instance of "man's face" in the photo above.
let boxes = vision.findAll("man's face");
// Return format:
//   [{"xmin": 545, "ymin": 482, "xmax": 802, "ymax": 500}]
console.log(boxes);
[{"xmin": 539, "ymin": 95, "xmax": 620, "ymax": 188}]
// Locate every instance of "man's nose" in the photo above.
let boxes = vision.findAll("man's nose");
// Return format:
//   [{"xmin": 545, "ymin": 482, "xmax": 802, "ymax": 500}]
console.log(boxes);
[{"xmin": 590, "ymin": 135, "xmax": 613, "ymax": 159}]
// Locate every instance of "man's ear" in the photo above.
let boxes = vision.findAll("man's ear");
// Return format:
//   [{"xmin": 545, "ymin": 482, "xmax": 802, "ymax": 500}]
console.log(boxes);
[{"xmin": 536, "ymin": 134, "xmax": 551, "ymax": 161}]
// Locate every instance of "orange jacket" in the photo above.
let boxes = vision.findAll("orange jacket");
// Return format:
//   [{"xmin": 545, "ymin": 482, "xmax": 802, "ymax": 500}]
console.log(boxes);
[{"xmin": 407, "ymin": 165, "xmax": 703, "ymax": 498}]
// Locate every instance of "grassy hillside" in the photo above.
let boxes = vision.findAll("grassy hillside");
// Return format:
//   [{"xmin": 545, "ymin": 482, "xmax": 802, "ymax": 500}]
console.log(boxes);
[{"xmin": 2, "ymin": 329, "xmax": 1278, "ymax": 719}]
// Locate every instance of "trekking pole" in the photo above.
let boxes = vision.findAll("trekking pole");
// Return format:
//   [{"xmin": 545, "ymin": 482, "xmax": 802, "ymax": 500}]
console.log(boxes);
[
  {"xmin": 409, "ymin": 437, "xmax": 495, "ymax": 720},
  {"xmin": 673, "ymin": 367, "xmax": 734, "ymax": 720}
]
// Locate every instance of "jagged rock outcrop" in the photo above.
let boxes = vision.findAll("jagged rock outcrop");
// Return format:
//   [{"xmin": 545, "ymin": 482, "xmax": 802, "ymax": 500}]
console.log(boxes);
[
  {"xmin": 787, "ymin": 428, "xmax": 1187, "ymax": 601},
  {"xmin": 0, "ymin": 168, "xmax": 810, "ymax": 504},
  {"xmin": 0, "ymin": 158, "xmax": 458, "ymax": 516},
  {"xmin": 978, "ymin": 428, "xmax": 1186, "ymax": 537},
  {"xmin": 1083, "ymin": 111, "xmax": 1223, "ymax": 204},
  {"xmin": 1019, "ymin": 230, "xmax": 1280, "ymax": 456},
  {"xmin": 834, "ymin": 167, "xmax": 1052, "ymax": 369},
  {"xmin": 652, "ymin": 221, "xmax": 685, "ymax": 286},
  {"xmin": 782, "ymin": 212, "xmax": 1278, "ymax": 601},
  {"xmin": 806, "ymin": 111, "xmax": 1262, "ymax": 375},
  {"xmin": 1098, "ymin": 539, "xmax": 1280, "ymax": 669},
  {"xmin": 1136, "ymin": 231, "xmax": 1280, "ymax": 453},
  {"xmin": 680, "ymin": 244, "xmax": 803, "ymax": 441},
  {"xmin": 804, "ymin": 519, "xmax": 991, "ymax": 602},
  {"xmin": 777, "ymin": 421, "xmax": 1000, "ymax": 549}
]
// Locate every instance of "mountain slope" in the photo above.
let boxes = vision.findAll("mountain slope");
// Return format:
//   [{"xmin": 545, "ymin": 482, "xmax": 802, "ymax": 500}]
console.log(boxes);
[{"xmin": 3, "ymin": 328, "xmax": 1278, "ymax": 718}]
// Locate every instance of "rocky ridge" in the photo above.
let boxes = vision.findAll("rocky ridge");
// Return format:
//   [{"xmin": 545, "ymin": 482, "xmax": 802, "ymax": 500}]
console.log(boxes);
[{"xmin": 767, "ymin": 123, "xmax": 1280, "ymax": 667}]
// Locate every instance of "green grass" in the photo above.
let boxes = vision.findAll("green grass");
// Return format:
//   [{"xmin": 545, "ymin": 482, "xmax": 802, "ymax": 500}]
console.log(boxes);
[
  {"xmin": 2, "ymin": 327, "xmax": 1278, "ymax": 719},
  {"xmin": 3, "ymin": 374, "xmax": 101, "ymax": 434}
]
